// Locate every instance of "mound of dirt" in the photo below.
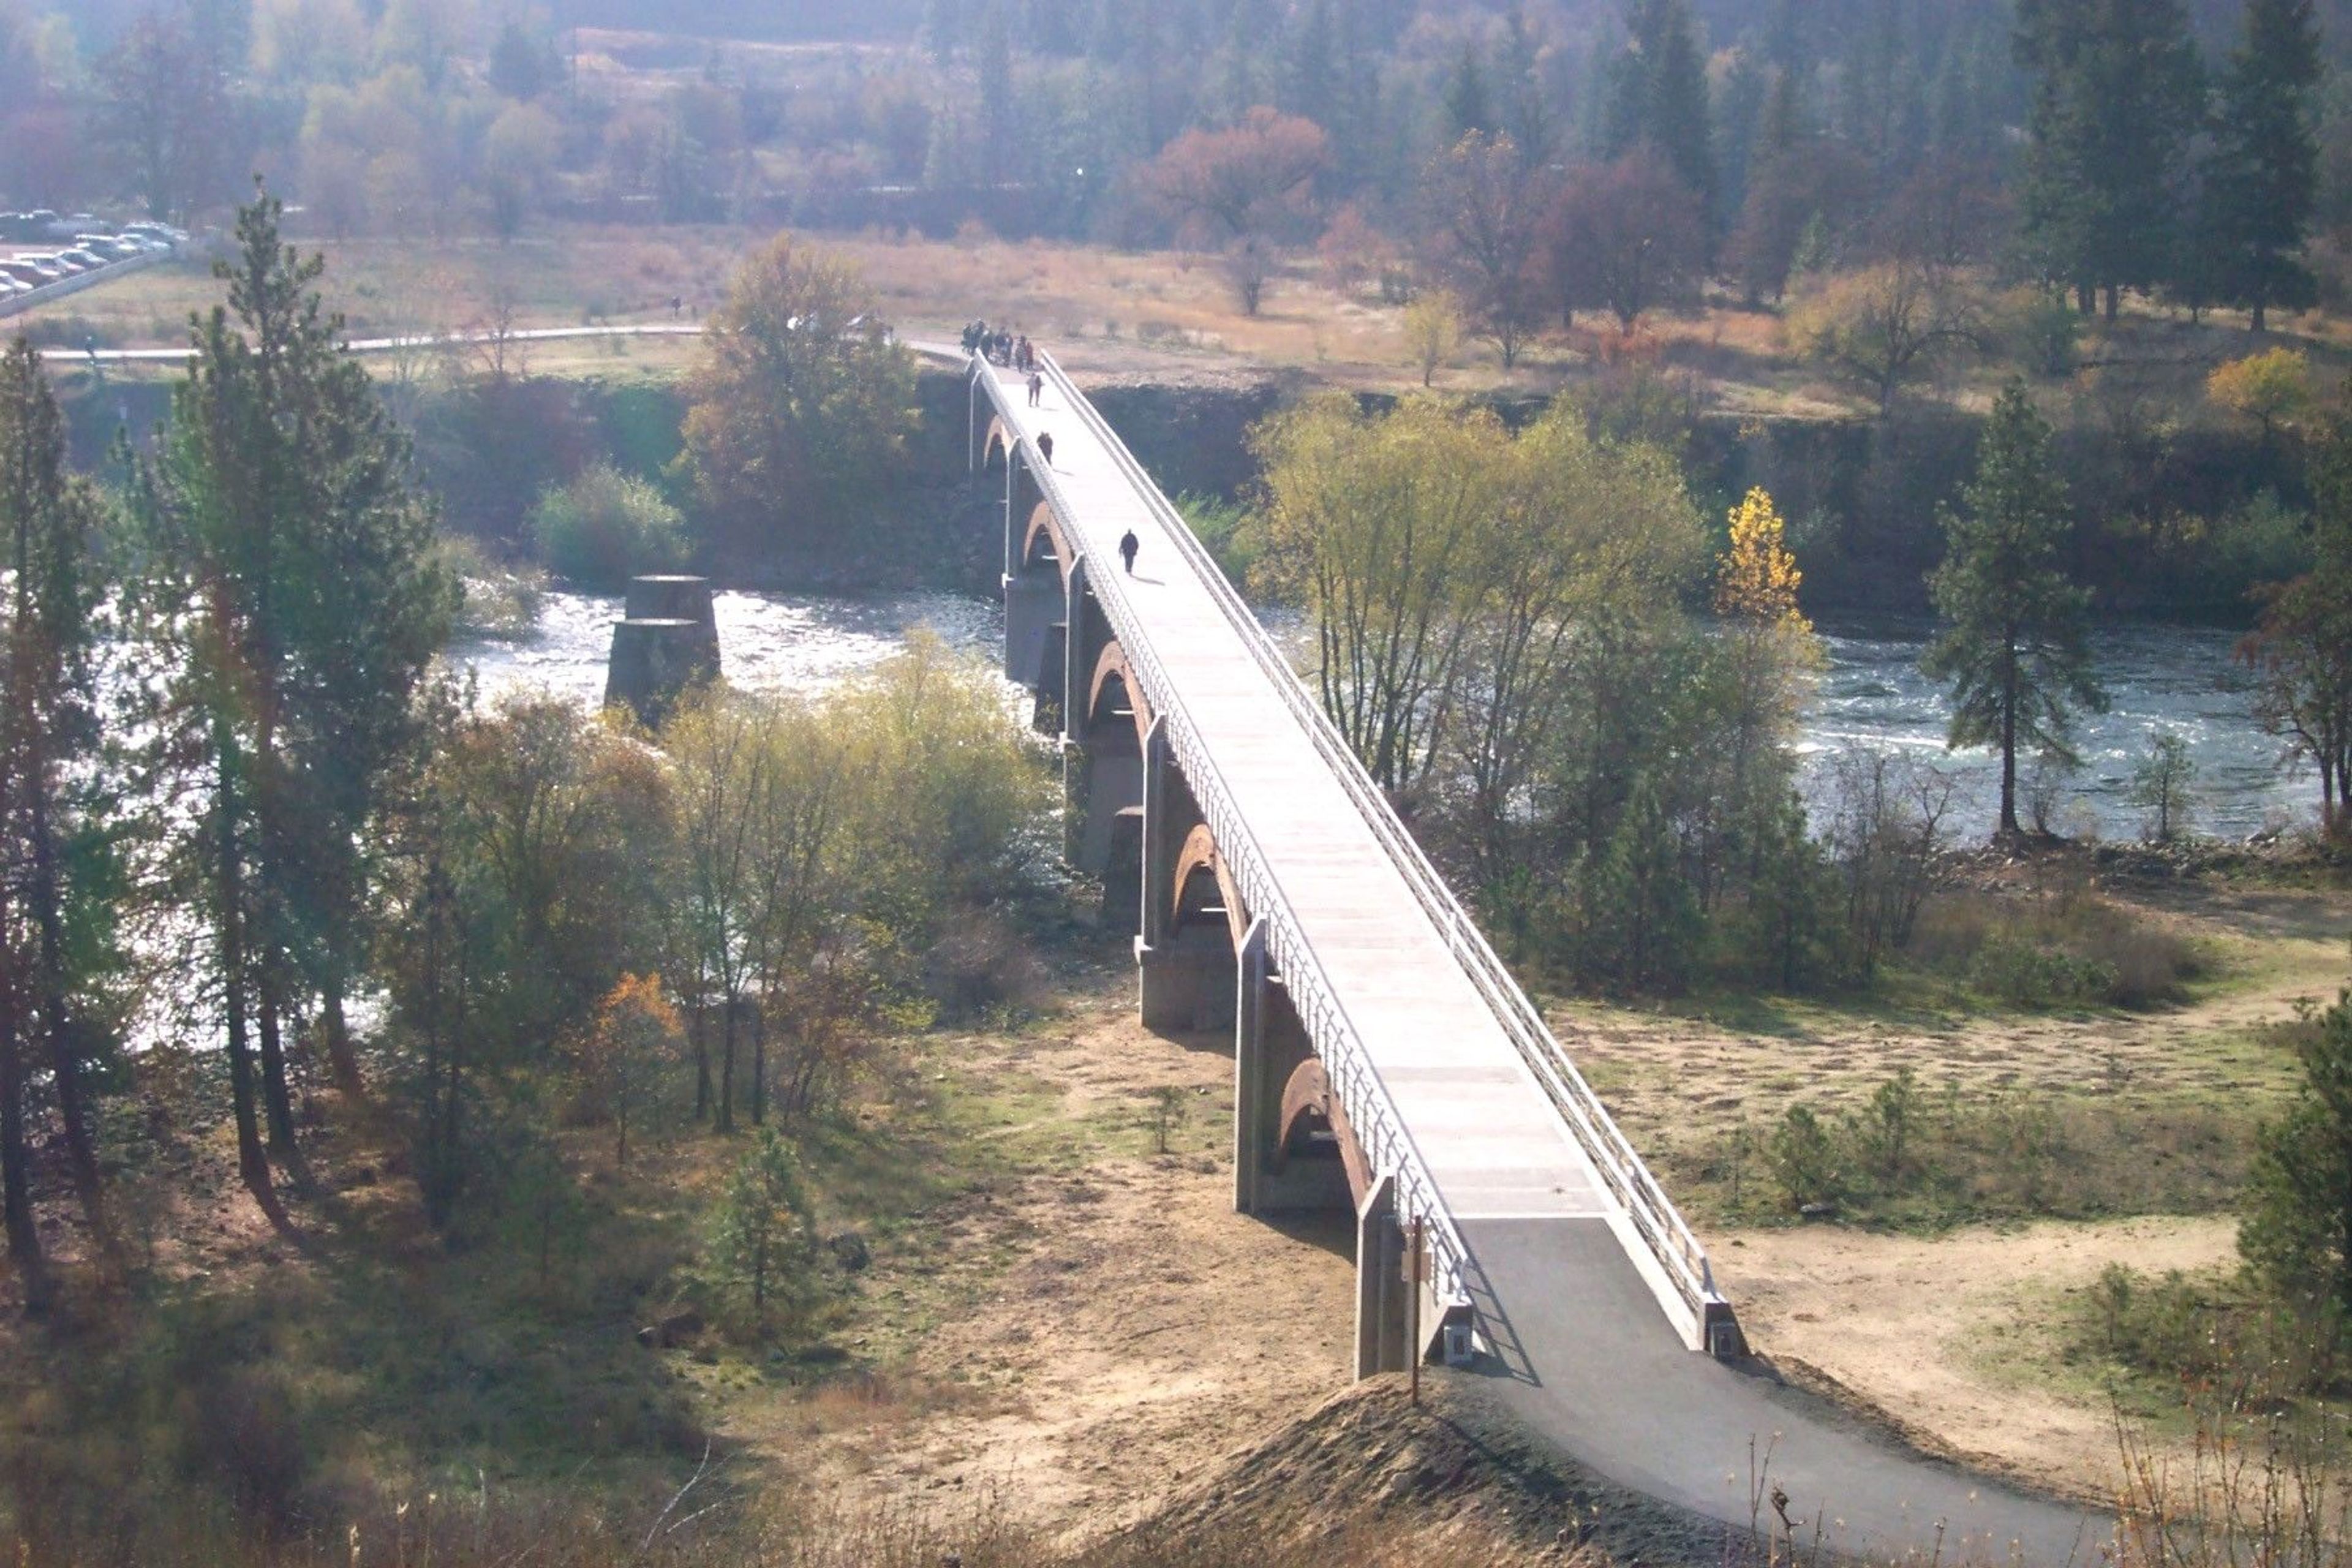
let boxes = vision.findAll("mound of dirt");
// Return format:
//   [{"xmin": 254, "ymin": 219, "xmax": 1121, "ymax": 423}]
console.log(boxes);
[{"xmin": 1118, "ymin": 1377, "xmax": 1738, "ymax": 1568}]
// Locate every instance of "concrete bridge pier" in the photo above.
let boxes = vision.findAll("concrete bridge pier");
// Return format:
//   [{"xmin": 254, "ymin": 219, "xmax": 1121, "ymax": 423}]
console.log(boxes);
[
  {"xmin": 1355, "ymin": 1176, "xmax": 1408, "ymax": 1376},
  {"xmin": 1004, "ymin": 568, "xmax": 1060, "ymax": 687},
  {"xmin": 1134, "ymin": 728, "xmax": 1237, "ymax": 1031},
  {"xmin": 1232, "ymin": 919, "xmax": 1352, "ymax": 1213}
]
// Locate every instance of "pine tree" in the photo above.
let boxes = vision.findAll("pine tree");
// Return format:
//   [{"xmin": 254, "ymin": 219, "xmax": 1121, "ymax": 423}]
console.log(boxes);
[
  {"xmin": 2015, "ymin": 0, "xmax": 2204, "ymax": 320},
  {"xmin": 1442, "ymin": 42, "xmax": 1494, "ymax": 138},
  {"xmin": 1608, "ymin": 0, "xmax": 1714, "ymax": 221},
  {"xmin": 1496, "ymin": 7, "xmax": 1559, "ymax": 170},
  {"xmin": 1283, "ymin": 0, "xmax": 1337, "ymax": 133},
  {"xmin": 2208, "ymin": 0, "xmax": 2322, "ymax": 331},
  {"xmin": 130, "ymin": 189, "xmax": 453, "ymax": 1216},
  {"xmin": 707, "ymin": 1129, "xmax": 818, "ymax": 1335},
  {"xmin": 0, "ymin": 339, "xmax": 115, "ymax": 1270},
  {"xmin": 1922, "ymin": 382, "xmax": 2107, "ymax": 838},
  {"xmin": 977, "ymin": 0, "xmax": 1012, "ymax": 181}
]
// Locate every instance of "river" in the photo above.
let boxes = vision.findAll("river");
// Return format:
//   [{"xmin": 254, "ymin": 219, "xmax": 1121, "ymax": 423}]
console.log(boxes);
[{"xmin": 454, "ymin": 592, "xmax": 2309, "ymax": 845}]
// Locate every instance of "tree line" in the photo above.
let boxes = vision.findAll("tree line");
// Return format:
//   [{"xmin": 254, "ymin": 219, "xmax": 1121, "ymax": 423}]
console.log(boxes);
[
  {"xmin": 1257, "ymin": 367, "xmax": 2352, "ymax": 992},
  {"xmin": 4, "ymin": 0, "xmax": 2345, "ymax": 339},
  {"xmin": 0, "ymin": 192, "xmax": 1046, "ymax": 1317}
]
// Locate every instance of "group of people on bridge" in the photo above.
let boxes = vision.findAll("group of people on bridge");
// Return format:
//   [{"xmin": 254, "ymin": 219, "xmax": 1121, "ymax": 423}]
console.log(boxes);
[{"xmin": 962, "ymin": 320, "xmax": 1036, "ymax": 374}]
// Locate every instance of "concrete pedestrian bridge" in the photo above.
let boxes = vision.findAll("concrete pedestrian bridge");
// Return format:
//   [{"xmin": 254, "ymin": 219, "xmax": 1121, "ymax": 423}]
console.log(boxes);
[{"xmin": 946, "ymin": 348, "xmax": 2105, "ymax": 1563}]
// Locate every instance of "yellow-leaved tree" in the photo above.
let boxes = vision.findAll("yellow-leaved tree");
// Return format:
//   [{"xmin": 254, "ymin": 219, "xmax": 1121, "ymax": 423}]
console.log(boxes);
[{"xmin": 1713, "ymin": 487, "xmax": 1817, "ymax": 804}]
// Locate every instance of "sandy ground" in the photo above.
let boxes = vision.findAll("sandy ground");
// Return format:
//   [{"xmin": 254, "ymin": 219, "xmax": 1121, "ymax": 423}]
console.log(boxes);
[
  {"xmin": 1718, "ymin": 1216, "xmax": 2237, "ymax": 1506},
  {"xmin": 733, "ymin": 998, "xmax": 1358, "ymax": 1541}
]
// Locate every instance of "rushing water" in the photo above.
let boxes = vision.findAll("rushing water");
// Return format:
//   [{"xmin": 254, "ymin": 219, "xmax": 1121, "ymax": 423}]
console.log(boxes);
[
  {"xmin": 456, "ymin": 590, "xmax": 2309, "ymax": 845},
  {"xmin": 1807, "ymin": 616, "xmax": 2299, "ymax": 842},
  {"xmin": 451, "ymin": 588, "xmax": 1003, "ymax": 707}
]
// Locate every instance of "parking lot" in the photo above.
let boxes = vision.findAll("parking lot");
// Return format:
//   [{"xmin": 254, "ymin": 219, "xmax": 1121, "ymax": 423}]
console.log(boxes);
[{"xmin": 0, "ymin": 210, "xmax": 184, "ymax": 318}]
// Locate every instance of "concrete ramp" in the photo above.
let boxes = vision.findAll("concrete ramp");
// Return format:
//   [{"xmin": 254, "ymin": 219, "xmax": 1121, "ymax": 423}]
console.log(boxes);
[{"xmin": 1463, "ymin": 1219, "xmax": 2105, "ymax": 1563}]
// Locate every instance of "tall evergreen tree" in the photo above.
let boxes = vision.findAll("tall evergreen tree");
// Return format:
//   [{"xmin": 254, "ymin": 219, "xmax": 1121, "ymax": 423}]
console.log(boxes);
[
  {"xmin": 1282, "ymin": 0, "xmax": 1338, "ymax": 132},
  {"xmin": 1922, "ymin": 382, "xmax": 2107, "ymax": 838},
  {"xmin": 976, "ymin": 0, "xmax": 1013, "ymax": 180},
  {"xmin": 2207, "ymin": 0, "xmax": 2323, "ymax": 330},
  {"xmin": 129, "ymin": 190, "xmax": 452, "ymax": 1216},
  {"xmin": 1608, "ymin": 0, "xmax": 1715, "ymax": 220},
  {"xmin": 2015, "ymin": 0, "xmax": 2204, "ymax": 320},
  {"xmin": 1442, "ymin": 42, "xmax": 1496, "ymax": 138},
  {"xmin": 0, "ymin": 338, "xmax": 115, "ymax": 1273}
]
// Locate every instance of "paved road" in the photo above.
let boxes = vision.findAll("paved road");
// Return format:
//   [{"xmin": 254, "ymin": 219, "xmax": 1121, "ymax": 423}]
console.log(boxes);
[
  {"xmin": 964, "ymin": 345, "xmax": 2114, "ymax": 1564},
  {"xmin": 37, "ymin": 322, "xmax": 708, "ymax": 364},
  {"xmin": 1468, "ymin": 1219, "xmax": 2106, "ymax": 1562}
]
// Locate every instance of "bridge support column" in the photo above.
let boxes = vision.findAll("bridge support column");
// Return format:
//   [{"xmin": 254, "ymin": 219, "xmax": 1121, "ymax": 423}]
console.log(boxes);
[
  {"xmin": 1232, "ymin": 918, "xmax": 1267, "ymax": 1213},
  {"xmin": 1137, "ymin": 938, "xmax": 1237, "ymax": 1034},
  {"xmin": 1066, "ymin": 744, "xmax": 1141, "ymax": 876},
  {"xmin": 1060, "ymin": 556, "xmax": 1090, "ymax": 745},
  {"xmin": 1138, "ymin": 718, "xmax": 1170, "ymax": 948},
  {"xmin": 1003, "ymin": 570, "xmax": 1060, "ymax": 687},
  {"xmin": 1354, "ymin": 1175, "xmax": 1409, "ymax": 1379}
]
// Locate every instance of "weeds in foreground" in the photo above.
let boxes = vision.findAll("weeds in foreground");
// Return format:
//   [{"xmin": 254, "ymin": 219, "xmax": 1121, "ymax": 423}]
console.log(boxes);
[{"xmin": 2115, "ymin": 1403, "xmax": 2352, "ymax": 1568}]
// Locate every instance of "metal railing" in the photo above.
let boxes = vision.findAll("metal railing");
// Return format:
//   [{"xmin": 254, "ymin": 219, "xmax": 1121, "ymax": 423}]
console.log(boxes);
[{"xmin": 978, "ymin": 350, "xmax": 1733, "ymax": 1331}]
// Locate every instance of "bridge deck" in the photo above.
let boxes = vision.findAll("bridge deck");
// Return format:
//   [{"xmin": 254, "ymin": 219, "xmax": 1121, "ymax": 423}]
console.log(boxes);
[{"xmin": 992, "ymin": 361, "xmax": 1613, "ymax": 1227}]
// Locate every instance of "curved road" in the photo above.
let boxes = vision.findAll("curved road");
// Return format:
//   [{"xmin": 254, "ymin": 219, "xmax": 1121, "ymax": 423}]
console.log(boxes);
[{"xmin": 1467, "ymin": 1219, "xmax": 2105, "ymax": 1562}]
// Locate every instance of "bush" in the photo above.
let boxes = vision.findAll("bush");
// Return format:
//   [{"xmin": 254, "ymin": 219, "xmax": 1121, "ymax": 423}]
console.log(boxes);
[
  {"xmin": 1969, "ymin": 935, "xmax": 2114, "ymax": 1006},
  {"xmin": 1908, "ymin": 887, "xmax": 2205, "ymax": 1009},
  {"xmin": 1770, "ymin": 1104, "xmax": 1841, "ymax": 1210},
  {"xmin": 2007, "ymin": 289, "xmax": 2080, "ymax": 380},
  {"xmin": 527, "ymin": 462, "xmax": 688, "ymax": 590}
]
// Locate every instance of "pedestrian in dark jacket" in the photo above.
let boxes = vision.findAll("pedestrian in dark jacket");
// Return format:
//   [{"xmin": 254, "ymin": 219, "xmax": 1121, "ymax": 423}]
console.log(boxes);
[
  {"xmin": 1036, "ymin": 431, "xmax": 1054, "ymax": 466},
  {"xmin": 1118, "ymin": 529, "xmax": 1139, "ymax": 574},
  {"xmin": 1028, "ymin": 370, "xmax": 1043, "ymax": 406}
]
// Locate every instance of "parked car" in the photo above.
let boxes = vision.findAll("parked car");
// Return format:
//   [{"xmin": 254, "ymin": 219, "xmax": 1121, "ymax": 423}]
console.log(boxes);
[
  {"xmin": 14, "ymin": 256, "xmax": 67, "ymax": 280},
  {"xmin": 0, "ymin": 262, "xmax": 46, "ymax": 287},
  {"xmin": 75, "ymin": 236, "xmax": 136, "ymax": 260},
  {"xmin": 59, "ymin": 248, "xmax": 106, "ymax": 271}
]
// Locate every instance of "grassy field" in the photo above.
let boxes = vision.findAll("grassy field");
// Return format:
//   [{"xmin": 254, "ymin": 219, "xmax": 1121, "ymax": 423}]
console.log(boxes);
[{"xmin": 15, "ymin": 221, "xmax": 2350, "ymax": 422}]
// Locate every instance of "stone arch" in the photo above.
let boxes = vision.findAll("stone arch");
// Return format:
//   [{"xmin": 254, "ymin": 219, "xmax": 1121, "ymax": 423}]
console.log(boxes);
[
  {"xmin": 1023, "ymin": 501, "xmax": 1078, "ymax": 584},
  {"xmin": 1275, "ymin": 1059, "xmax": 1373, "ymax": 1207},
  {"xmin": 1170, "ymin": 822, "xmax": 1250, "ymax": 949},
  {"xmin": 1085, "ymin": 642, "xmax": 1153, "ymax": 755},
  {"xmin": 982, "ymin": 415, "xmax": 1014, "ymax": 472}
]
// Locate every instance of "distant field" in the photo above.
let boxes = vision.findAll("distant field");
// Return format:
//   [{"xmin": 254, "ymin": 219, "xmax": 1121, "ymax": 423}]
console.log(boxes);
[{"xmin": 12, "ymin": 220, "xmax": 2352, "ymax": 413}]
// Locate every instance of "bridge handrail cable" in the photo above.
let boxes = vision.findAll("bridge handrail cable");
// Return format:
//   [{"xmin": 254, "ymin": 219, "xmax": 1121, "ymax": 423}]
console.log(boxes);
[{"xmin": 1025, "ymin": 351, "xmax": 1721, "ymax": 1323}]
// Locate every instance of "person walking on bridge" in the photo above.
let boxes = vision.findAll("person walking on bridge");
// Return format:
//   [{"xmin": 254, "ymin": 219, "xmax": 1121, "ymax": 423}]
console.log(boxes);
[
  {"xmin": 1036, "ymin": 431, "xmax": 1054, "ymax": 467},
  {"xmin": 1118, "ymin": 528, "xmax": 1139, "ymax": 575},
  {"xmin": 1027, "ymin": 369, "xmax": 1042, "ymax": 407}
]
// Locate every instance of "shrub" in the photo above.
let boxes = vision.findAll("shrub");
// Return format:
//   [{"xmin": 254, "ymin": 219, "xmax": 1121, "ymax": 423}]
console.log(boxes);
[
  {"xmin": 1770, "ymin": 1104, "xmax": 1841, "ymax": 1210},
  {"xmin": 1969, "ymin": 935, "xmax": 2114, "ymax": 1007},
  {"xmin": 2007, "ymin": 289, "xmax": 2080, "ymax": 379},
  {"xmin": 1909, "ymin": 887, "xmax": 2204, "ymax": 1009},
  {"xmin": 527, "ymin": 461, "xmax": 688, "ymax": 590}
]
